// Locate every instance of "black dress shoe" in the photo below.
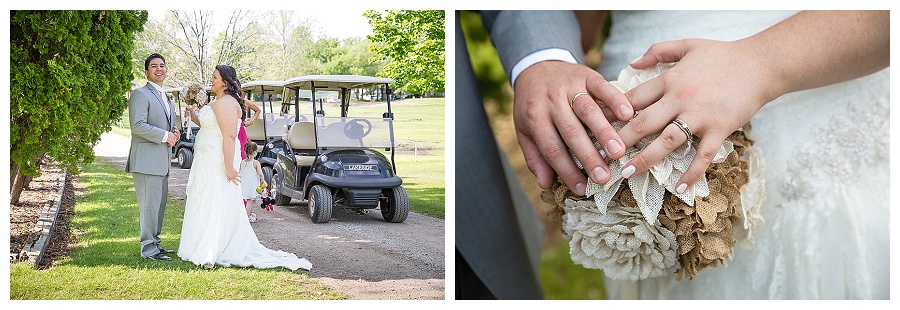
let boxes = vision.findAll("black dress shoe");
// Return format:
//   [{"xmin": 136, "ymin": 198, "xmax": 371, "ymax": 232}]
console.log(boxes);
[
  {"xmin": 159, "ymin": 247, "xmax": 176, "ymax": 254},
  {"xmin": 147, "ymin": 252, "xmax": 173, "ymax": 261}
]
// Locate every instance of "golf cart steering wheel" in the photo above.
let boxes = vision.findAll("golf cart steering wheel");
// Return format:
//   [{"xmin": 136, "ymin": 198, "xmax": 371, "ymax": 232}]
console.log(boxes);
[{"xmin": 343, "ymin": 118, "xmax": 372, "ymax": 139}]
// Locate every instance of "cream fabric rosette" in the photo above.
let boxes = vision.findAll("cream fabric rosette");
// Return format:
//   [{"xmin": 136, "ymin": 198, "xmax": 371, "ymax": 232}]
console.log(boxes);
[
  {"xmin": 562, "ymin": 198, "xmax": 680, "ymax": 281},
  {"xmin": 559, "ymin": 63, "xmax": 766, "ymax": 280}
]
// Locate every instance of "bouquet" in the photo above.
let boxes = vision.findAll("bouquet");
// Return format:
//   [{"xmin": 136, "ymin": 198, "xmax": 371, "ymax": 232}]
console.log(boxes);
[{"xmin": 542, "ymin": 63, "xmax": 766, "ymax": 281}]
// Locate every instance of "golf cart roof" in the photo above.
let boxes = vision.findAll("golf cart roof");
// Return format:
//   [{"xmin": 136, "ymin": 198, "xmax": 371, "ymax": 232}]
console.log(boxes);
[
  {"xmin": 282, "ymin": 75, "xmax": 393, "ymax": 91},
  {"xmin": 242, "ymin": 80, "xmax": 285, "ymax": 94},
  {"xmin": 163, "ymin": 86, "xmax": 184, "ymax": 94}
]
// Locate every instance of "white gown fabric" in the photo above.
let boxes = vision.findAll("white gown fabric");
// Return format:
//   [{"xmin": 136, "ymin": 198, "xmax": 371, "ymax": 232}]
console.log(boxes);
[
  {"xmin": 178, "ymin": 105, "xmax": 312, "ymax": 271},
  {"xmin": 598, "ymin": 11, "xmax": 889, "ymax": 299}
]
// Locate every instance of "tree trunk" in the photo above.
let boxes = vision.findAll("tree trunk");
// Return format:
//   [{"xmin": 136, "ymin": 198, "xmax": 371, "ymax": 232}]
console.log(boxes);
[{"xmin": 10, "ymin": 164, "xmax": 25, "ymax": 205}]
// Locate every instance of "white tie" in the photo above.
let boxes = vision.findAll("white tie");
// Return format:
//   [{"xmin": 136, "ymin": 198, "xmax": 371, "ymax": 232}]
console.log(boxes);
[{"xmin": 160, "ymin": 90, "xmax": 170, "ymax": 118}]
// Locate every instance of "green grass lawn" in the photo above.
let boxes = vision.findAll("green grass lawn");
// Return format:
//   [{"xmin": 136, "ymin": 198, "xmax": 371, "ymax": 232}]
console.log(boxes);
[
  {"xmin": 539, "ymin": 241, "xmax": 608, "ymax": 299},
  {"xmin": 9, "ymin": 161, "xmax": 344, "ymax": 300}
]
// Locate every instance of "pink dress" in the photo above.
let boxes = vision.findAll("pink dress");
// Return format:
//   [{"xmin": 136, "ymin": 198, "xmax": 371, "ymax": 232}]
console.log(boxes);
[{"xmin": 238, "ymin": 123, "xmax": 248, "ymax": 159}]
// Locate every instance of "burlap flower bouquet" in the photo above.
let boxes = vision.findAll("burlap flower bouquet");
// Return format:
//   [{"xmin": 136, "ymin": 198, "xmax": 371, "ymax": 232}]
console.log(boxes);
[{"xmin": 542, "ymin": 63, "xmax": 766, "ymax": 281}]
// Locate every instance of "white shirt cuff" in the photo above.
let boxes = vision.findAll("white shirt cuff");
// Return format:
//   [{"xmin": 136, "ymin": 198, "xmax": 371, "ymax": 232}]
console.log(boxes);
[
  {"xmin": 509, "ymin": 48, "xmax": 579, "ymax": 90},
  {"xmin": 161, "ymin": 132, "xmax": 168, "ymax": 143}
]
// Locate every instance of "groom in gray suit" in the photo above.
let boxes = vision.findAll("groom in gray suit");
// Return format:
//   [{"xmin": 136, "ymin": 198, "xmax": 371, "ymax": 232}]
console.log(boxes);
[
  {"xmin": 457, "ymin": 11, "xmax": 619, "ymax": 299},
  {"xmin": 126, "ymin": 53, "xmax": 180, "ymax": 261}
]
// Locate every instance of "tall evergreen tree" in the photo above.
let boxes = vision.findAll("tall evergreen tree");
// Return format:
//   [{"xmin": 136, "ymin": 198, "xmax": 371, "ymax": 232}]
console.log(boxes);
[{"xmin": 10, "ymin": 10, "xmax": 148, "ymax": 203}]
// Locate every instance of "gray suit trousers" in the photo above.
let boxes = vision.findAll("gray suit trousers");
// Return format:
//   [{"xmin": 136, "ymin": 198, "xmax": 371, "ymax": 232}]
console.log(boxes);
[{"xmin": 133, "ymin": 172, "xmax": 168, "ymax": 257}]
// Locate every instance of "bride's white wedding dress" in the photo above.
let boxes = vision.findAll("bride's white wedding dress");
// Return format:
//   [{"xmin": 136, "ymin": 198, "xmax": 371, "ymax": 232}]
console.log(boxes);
[
  {"xmin": 177, "ymin": 105, "xmax": 312, "ymax": 271},
  {"xmin": 598, "ymin": 11, "xmax": 888, "ymax": 299}
]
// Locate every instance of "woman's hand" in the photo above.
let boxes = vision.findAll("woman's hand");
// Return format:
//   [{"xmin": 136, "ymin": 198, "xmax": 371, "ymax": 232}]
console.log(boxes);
[
  {"xmin": 513, "ymin": 60, "xmax": 634, "ymax": 195},
  {"xmin": 226, "ymin": 167, "xmax": 241, "ymax": 185},
  {"xmin": 244, "ymin": 119, "xmax": 254, "ymax": 126},
  {"xmin": 618, "ymin": 38, "xmax": 775, "ymax": 194}
]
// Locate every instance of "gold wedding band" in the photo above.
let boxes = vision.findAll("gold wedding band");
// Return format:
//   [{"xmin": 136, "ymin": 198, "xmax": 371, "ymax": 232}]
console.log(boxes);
[
  {"xmin": 671, "ymin": 119, "xmax": 693, "ymax": 140},
  {"xmin": 570, "ymin": 92, "xmax": 589, "ymax": 108}
]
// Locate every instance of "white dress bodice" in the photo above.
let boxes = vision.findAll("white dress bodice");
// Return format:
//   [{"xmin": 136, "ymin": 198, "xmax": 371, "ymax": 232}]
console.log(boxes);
[{"xmin": 596, "ymin": 10, "xmax": 889, "ymax": 299}]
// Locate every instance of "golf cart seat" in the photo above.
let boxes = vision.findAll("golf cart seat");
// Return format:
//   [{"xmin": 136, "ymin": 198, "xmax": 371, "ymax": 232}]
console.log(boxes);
[
  {"xmin": 265, "ymin": 113, "xmax": 295, "ymax": 138},
  {"xmin": 286, "ymin": 121, "xmax": 316, "ymax": 166},
  {"xmin": 245, "ymin": 118, "xmax": 265, "ymax": 141}
]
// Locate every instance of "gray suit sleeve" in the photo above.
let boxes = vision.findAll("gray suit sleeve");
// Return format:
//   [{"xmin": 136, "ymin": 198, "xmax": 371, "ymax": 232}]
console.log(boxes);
[
  {"xmin": 128, "ymin": 88, "xmax": 166, "ymax": 143},
  {"xmin": 481, "ymin": 10, "xmax": 584, "ymax": 82}
]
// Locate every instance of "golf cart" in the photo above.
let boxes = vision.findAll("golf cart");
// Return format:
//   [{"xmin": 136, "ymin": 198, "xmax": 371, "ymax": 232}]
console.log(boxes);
[
  {"xmin": 272, "ymin": 75, "xmax": 409, "ymax": 223},
  {"xmin": 241, "ymin": 80, "xmax": 290, "ymax": 185},
  {"xmin": 164, "ymin": 86, "xmax": 199, "ymax": 169}
]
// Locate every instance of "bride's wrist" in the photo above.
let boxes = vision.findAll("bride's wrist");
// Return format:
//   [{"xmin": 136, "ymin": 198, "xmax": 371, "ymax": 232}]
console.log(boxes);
[{"xmin": 731, "ymin": 38, "xmax": 785, "ymax": 108}]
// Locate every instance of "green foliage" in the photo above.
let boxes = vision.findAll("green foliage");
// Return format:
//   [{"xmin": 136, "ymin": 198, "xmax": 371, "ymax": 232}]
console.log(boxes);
[
  {"xmin": 365, "ymin": 10, "xmax": 445, "ymax": 95},
  {"xmin": 459, "ymin": 10, "xmax": 512, "ymax": 113},
  {"xmin": 10, "ymin": 10, "xmax": 148, "ymax": 178},
  {"xmin": 540, "ymin": 241, "xmax": 608, "ymax": 299}
]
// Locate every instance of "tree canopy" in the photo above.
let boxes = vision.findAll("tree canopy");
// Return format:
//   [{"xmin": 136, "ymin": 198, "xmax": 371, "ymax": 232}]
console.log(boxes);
[
  {"xmin": 10, "ymin": 10, "xmax": 148, "ymax": 193},
  {"xmin": 365, "ymin": 10, "xmax": 445, "ymax": 95}
]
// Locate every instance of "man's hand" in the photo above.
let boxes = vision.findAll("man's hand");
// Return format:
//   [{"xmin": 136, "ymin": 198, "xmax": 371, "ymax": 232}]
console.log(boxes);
[
  {"xmin": 512, "ymin": 60, "xmax": 633, "ymax": 195},
  {"xmin": 166, "ymin": 131, "xmax": 178, "ymax": 146}
]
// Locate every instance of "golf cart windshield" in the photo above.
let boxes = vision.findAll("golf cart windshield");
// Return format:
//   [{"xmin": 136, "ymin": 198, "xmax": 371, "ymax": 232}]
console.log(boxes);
[{"xmin": 315, "ymin": 116, "xmax": 394, "ymax": 149}]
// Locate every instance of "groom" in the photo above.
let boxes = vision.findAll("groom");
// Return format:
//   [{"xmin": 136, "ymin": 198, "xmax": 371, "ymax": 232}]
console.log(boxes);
[{"xmin": 126, "ymin": 53, "xmax": 180, "ymax": 261}]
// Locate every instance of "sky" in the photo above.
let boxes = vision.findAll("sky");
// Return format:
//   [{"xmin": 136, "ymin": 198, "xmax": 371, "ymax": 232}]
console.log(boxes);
[{"xmin": 148, "ymin": 9, "xmax": 374, "ymax": 40}]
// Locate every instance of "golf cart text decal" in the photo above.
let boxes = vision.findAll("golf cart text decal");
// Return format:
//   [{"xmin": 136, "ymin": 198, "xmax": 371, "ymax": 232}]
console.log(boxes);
[{"xmin": 343, "ymin": 164, "xmax": 377, "ymax": 171}]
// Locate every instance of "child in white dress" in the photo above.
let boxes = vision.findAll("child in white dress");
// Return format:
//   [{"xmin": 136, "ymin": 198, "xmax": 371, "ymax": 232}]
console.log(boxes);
[{"xmin": 239, "ymin": 141, "xmax": 265, "ymax": 222}]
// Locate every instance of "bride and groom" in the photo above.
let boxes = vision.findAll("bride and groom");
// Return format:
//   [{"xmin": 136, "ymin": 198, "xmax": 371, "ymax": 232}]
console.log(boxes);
[
  {"xmin": 457, "ymin": 10, "xmax": 888, "ymax": 299},
  {"xmin": 127, "ymin": 53, "xmax": 311, "ymax": 271}
]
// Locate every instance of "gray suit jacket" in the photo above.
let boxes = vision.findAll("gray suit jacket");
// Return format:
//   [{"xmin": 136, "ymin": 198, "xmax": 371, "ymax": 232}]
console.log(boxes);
[
  {"xmin": 455, "ymin": 10, "xmax": 582, "ymax": 300},
  {"xmin": 125, "ymin": 82, "xmax": 175, "ymax": 176},
  {"xmin": 481, "ymin": 10, "xmax": 584, "ymax": 84}
]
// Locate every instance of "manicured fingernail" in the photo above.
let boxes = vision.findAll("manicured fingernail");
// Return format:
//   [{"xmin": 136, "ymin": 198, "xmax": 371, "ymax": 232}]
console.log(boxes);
[
  {"xmin": 618, "ymin": 104, "xmax": 632, "ymax": 118},
  {"xmin": 630, "ymin": 56, "xmax": 642, "ymax": 65},
  {"xmin": 575, "ymin": 183, "xmax": 586, "ymax": 196},
  {"xmin": 599, "ymin": 149, "xmax": 606, "ymax": 159},
  {"xmin": 621, "ymin": 165, "xmax": 635, "ymax": 179},
  {"xmin": 592, "ymin": 166, "xmax": 609, "ymax": 183},
  {"xmin": 606, "ymin": 139, "xmax": 623, "ymax": 155},
  {"xmin": 676, "ymin": 183, "xmax": 688, "ymax": 194}
]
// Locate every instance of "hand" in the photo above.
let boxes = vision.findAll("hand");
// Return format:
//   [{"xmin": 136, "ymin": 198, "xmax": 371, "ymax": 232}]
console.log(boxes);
[
  {"xmin": 619, "ymin": 38, "xmax": 776, "ymax": 194},
  {"xmin": 244, "ymin": 119, "xmax": 254, "ymax": 126},
  {"xmin": 513, "ymin": 60, "xmax": 633, "ymax": 195},
  {"xmin": 166, "ymin": 131, "xmax": 178, "ymax": 146},
  {"xmin": 173, "ymin": 126, "xmax": 180, "ymax": 137},
  {"xmin": 226, "ymin": 168, "xmax": 241, "ymax": 185}
]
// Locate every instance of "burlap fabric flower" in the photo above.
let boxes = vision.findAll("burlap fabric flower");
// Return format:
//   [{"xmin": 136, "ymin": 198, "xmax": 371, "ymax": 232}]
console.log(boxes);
[
  {"xmin": 184, "ymin": 82, "xmax": 207, "ymax": 108},
  {"xmin": 544, "ymin": 63, "xmax": 765, "ymax": 280}
]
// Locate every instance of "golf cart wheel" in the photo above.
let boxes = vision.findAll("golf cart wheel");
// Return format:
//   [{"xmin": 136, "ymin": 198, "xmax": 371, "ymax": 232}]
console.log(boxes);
[
  {"xmin": 177, "ymin": 148, "xmax": 193, "ymax": 169},
  {"xmin": 261, "ymin": 166, "xmax": 273, "ymax": 187},
  {"xmin": 273, "ymin": 171, "xmax": 291, "ymax": 205},
  {"xmin": 308, "ymin": 185, "xmax": 333, "ymax": 223},
  {"xmin": 382, "ymin": 186, "xmax": 409, "ymax": 223}
]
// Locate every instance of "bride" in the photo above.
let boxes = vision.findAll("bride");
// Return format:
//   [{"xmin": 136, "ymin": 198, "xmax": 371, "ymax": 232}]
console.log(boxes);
[
  {"xmin": 177, "ymin": 65, "xmax": 312, "ymax": 271},
  {"xmin": 570, "ymin": 10, "xmax": 887, "ymax": 299}
]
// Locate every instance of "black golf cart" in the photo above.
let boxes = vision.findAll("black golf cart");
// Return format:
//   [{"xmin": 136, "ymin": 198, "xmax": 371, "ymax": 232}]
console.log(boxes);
[
  {"xmin": 164, "ymin": 86, "xmax": 198, "ymax": 169},
  {"xmin": 241, "ymin": 80, "xmax": 289, "ymax": 185},
  {"xmin": 272, "ymin": 75, "xmax": 409, "ymax": 223}
]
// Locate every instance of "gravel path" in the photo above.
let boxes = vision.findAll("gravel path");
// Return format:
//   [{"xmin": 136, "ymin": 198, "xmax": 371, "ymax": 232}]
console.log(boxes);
[{"xmin": 94, "ymin": 132, "xmax": 445, "ymax": 300}]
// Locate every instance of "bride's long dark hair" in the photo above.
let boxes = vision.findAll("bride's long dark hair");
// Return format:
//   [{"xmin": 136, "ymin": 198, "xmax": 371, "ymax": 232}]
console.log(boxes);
[{"xmin": 216, "ymin": 64, "xmax": 246, "ymax": 121}]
